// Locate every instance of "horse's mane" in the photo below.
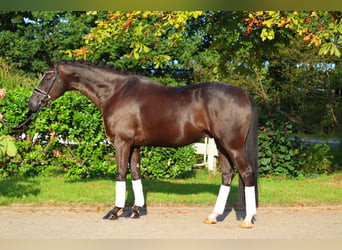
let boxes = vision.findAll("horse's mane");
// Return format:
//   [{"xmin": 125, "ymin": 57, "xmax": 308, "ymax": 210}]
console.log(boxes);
[{"xmin": 58, "ymin": 60, "xmax": 132, "ymax": 76}]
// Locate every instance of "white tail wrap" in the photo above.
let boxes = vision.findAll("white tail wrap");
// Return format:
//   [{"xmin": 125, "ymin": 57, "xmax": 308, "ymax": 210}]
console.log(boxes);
[
  {"xmin": 115, "ymin": 181, "xmax": 126, "ymax": 208},
  {"xmin": 132, "ymin": 179, "xmax": 145, "ymax": 207}
]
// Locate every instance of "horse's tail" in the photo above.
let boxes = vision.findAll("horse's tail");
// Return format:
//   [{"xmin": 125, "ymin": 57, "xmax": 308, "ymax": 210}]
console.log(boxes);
[{"xmin": 238, "ymin": 95, "xmax": 259, "ymax": 207}]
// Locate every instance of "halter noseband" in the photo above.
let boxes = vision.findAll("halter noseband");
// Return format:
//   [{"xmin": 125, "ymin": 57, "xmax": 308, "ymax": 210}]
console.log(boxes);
[{"xmin": 34, "ymin": 63, "xmax": 60, "ymax": 104}]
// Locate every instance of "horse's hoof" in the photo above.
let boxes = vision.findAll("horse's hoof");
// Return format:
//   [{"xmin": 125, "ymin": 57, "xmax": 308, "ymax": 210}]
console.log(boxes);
[
  {"xmin": 203, "ymin": 218, "xmax": 217, "ymax": 224},
  {"xmin": 103, "ymin": 211, "xmax": 118, "ymax": 220},
  {"xmin": 126, "ymin": 206, "xmax": 140, "ymax": 219},
  {"xmin": 103, "ymin": 207, "xmax": 122, "ymax": 220},
  {"xmin": 239, "ymin": 220, "xmax": 253, "ymax": 229},
  {"xmin": 126, "ymin": 211, "xmax": 140, "ymax": 219}
]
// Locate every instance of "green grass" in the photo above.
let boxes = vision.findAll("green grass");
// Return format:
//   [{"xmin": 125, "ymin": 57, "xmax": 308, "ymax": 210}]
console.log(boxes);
[
  {"xmin": 0, "ymin": 60, "xmax": 37, "ymax": 90},
  {"xmin": 0, "ymin": 169, "xmax": 341, "ymax": 208},
  {"xmin": 259, "ymin": 174, "xmax": 342, "ymax": 206}
]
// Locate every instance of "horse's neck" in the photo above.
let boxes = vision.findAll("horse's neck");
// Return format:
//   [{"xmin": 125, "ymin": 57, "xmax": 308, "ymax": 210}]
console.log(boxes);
[{"xmin": 67, "ymin": 70, "xmax": 126, "ymax": 108}]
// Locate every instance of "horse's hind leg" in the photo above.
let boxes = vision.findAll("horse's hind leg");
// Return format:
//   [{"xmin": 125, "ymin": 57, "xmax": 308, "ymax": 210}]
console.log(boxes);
[
  {"xmin": 127, "ymin": 147, "xmax": 145, "ymax": 219},
  {"xmin": 204, "ymin": 148, "xmax": 235, "ymax": 224},
  {"xmin": 229, "ymin": 147, "xmax": 257, "ymax": 229}
]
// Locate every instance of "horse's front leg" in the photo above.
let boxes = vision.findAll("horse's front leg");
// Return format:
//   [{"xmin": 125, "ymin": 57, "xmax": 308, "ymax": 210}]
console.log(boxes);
[
  {"xmin": 103, "ymin": 138, "xmax": 132, "ymax": 220},
  {"xmin": 126, "ymin": 147, "xmax": 145, "ymax": 219}
]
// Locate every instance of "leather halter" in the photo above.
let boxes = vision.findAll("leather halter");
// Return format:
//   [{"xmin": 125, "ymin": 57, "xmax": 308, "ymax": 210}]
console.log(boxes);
[{"xmin": 33, "ymin": 63, "xmax": 60, "ymax": 104}]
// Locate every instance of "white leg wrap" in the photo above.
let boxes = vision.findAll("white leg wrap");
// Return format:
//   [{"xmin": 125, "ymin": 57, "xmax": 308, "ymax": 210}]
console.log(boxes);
[
  {"xmin": 132, "ymin": 179, "xmax": 145, "ymax": 207},
  {"xmin": 213, "ymin": 185, "xmax": 231, "ymax": 215},
  {"xmin": 245, "ymin": 186, "xmax": 256, "ymax": 222},
  {"xmin": 115, "ymin": 181, "xmax": 126, "ymax": 208}
]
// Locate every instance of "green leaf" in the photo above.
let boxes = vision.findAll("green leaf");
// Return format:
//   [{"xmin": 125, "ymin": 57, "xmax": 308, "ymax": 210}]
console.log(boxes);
[
  {"xmin": 279, "ymin": 145, "xmax": 287, "ymax": 153},
  {"xmin": 6, "ymin": 139, "xmax": 17, "ymax": 156},
  {"xmin": 0, "ymin": 136, "xmax": 17, "ymax": 157},
  {"xmin": 333, "ymin": 46, "xmax": 341, "ymax": 57},
  {"xmin": 263, "ymin": 19, "xmax": 274, "ymax": 28},
  {"xmin": 260, "ymin": 28, "xmax": 268, "ymax": 41},
  {"xmin": 319, "ymin": 44, "xmax": 330, "ymax": 55},
  {"xmin": 133, "ymin": 50, "xmax": 140, "ymax": 59},
  {"xmin": 260, "ymin": 158, "xmax": 271, "ymax": 165},
  {"xmin": 143, "ymin": 45, "xmax": 150, "ymax": 53}
]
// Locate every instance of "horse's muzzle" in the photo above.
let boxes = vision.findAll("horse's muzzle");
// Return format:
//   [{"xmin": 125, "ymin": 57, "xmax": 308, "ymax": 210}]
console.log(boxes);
[{"xmin": 28, "ymin": 95, "xmax": 43, "ymax": 112}]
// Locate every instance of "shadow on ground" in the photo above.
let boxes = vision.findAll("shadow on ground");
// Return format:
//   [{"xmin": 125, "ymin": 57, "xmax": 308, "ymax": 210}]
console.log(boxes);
[
  {"xmin": 0, "ymin": 178, "xmax": 40, "ymax": 199},
  {"xmin": 120, "ymin": 178, "xmax": 248, "ymax": 222}
]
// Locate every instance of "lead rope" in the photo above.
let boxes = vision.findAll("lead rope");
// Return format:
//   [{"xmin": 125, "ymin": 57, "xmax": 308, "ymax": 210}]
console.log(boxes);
[{"xmin": 0, "ymin": 108, "xmax": 41, "ymax": 133}]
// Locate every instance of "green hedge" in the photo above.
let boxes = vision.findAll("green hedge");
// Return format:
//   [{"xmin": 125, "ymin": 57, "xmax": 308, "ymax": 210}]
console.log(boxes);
[
  {"xmin": 0, "ymin": 89, "xmax": 197, "ymax": 180},
  {"xmin": 259, "ymin": 119, "xmax": 340, "ymax": 177},
  {"xmin": 0, "ymin": 88, "xmax": 338, "ymax": 180}
]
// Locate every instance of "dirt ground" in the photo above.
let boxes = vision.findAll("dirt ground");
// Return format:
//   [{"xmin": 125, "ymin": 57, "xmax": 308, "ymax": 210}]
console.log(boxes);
[{"xmin": 0, "ymin": 205, "xmax": 341, "ymax": 239}]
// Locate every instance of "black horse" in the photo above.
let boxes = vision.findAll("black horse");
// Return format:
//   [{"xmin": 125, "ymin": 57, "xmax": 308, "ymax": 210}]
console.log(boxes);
[{"xmin": 28, "ymin": 60, "xmax": 258, "ymax": 228}]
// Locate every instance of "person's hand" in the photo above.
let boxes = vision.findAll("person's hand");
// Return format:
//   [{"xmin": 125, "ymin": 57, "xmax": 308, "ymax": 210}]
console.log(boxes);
[
  {"xmin": 0, "ymin": 88, "xmax": 6, "ymax": 98},
  {"xmin": 0, "ymin": 89, "xmax": 5, "ymax": 120}
]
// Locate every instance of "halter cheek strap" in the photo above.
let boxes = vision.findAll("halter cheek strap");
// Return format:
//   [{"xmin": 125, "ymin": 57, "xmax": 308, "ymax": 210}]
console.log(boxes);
[{"xmin": 33, "ymin": 64, "xmax": 60, "ymax": 103}]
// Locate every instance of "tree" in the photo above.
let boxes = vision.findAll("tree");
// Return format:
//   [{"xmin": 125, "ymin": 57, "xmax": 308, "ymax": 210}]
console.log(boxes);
[
  {"xmin": 0, "ymin": 11, "xmax": 102, "ymax": 76},
  {"xmin": 243, "ymin": 11, "xmax": 342, "ymax": 57},
  {"xmin": 64, "ymin": 11, "xmax": 205, "ymax": 82},
  {"xmin": 207, "ymin": 11, "xmax": 341, "ymax": 133},
  {"xmin": 206, "ymin": 11, "xmax": 288, "ymax": 101}
]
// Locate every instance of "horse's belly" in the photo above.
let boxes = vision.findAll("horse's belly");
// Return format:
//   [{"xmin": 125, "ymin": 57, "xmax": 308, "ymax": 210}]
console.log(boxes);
[{"xmin": 135, "ymin": 123, "xmax": 206, "ymax": 147}]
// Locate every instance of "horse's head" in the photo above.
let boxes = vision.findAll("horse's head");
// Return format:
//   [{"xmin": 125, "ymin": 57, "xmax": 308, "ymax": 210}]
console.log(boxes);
[{"xmin": 28, "ymin": 60, "xmax": 65, "ymax": 112}]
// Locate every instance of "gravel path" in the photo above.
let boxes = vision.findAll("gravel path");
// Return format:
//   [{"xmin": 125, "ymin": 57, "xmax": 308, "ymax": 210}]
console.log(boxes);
[{"xmin": 0, "ymin": 205, "xmax": 341, "ymax": 239}]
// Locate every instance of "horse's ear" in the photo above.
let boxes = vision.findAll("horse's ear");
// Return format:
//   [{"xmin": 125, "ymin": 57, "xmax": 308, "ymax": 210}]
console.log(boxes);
[{"xmin": 44, "ymin": 57, "xmax": 55, "ymax": 68}]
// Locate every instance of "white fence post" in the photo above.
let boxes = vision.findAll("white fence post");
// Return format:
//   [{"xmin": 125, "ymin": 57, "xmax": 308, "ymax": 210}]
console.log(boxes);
[
  {"xmin": 193, "ymin": 137, "xmax": 218, "ymax": 172},
  {"xmin": 207, "ymin": 138, "xmax": 217, "ymax": 171}
]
